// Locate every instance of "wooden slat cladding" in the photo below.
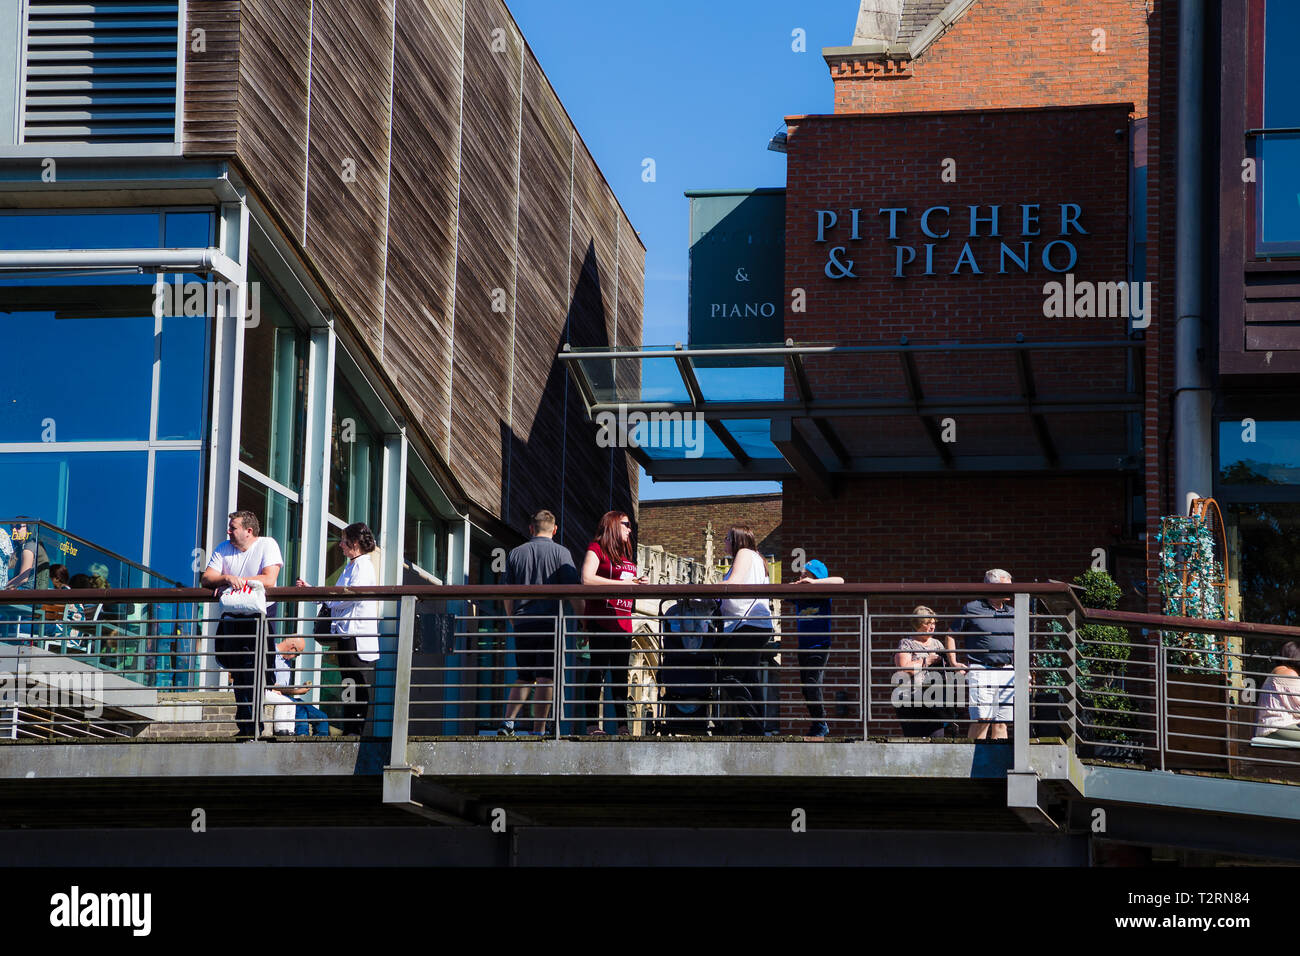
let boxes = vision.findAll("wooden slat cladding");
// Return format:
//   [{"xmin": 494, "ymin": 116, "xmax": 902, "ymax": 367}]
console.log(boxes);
[
  {"xmin": 302, "ymin": 0, "xmax": 394, "ymax": 349},
  {"xmin": 381, "ymin": 0, "xmax": 463, "ymax": 456},
  {"xmin": 449, "ymin": 0, "xmax": 521, "ymax": 515},
  {"xmin": 615, "ymin": 216, "xmax": 644, "ymax": 513},
  {"xmin": 181, "ymin": 0, "xmax": 239, "ymax": 156},
  {"xmin": 178, "ymin": 0, "xmax": 645, "ymax": 533},
  {"xmin": 563, "ymin": 142, "xmax": 619, "ymax": 542},
  {"xmin": 509, "ymin": 56, "xmax": 573, "ymax": 535},
  {"xmin": 232, "ymin": 0, "xmax": 311, "ymax": 232}
]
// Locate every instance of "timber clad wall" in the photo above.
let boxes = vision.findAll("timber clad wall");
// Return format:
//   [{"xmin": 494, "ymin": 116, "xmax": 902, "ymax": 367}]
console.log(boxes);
[
  {"xmin": 180, "ymin": 0, "xmax": 643, "ymax": 543},
  {"xmin": 182, "ymin": 2, "xmax": 239, "ymax": 155}
]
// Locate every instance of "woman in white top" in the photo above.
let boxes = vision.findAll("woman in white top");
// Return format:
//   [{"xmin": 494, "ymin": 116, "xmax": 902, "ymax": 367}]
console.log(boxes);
[
  {"xmin": 1255, "ymin": 641, "xmax": 1300, "ymax": 743},
  {"xmin": 717, "ymin": 524, "xmax": 772, "ymax": 736},
  {"xmin": 297, "ymin": 522, "xmax": 379, "ymax": 735}
]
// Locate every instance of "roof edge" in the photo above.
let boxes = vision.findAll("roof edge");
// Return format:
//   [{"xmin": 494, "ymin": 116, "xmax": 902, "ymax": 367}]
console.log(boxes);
[{"xmin": 822, "ymin": 0, "xmax": 981, "ymax": 66}]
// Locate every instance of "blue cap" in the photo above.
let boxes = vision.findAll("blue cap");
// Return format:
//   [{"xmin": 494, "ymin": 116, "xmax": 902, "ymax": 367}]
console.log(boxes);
[{"xmin": 804, "ymin": 559, "xmax": 828, "ymax": 579}]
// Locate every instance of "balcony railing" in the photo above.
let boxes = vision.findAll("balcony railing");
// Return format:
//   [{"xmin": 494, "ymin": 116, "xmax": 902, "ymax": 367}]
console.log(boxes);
[{"xmin": 2, "ymin": 582, "xmax": 1299, "ymax": 784}]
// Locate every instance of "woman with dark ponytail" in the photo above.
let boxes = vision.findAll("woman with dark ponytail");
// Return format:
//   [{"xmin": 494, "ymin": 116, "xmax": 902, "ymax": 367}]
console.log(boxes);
[{"xmin": 297, "ymin": 522, "xmax": 379, "ymax": 734}]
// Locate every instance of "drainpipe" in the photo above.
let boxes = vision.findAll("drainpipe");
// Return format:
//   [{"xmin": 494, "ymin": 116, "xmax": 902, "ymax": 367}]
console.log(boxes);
[{"xmin": 1174, "ymin": 0, "xmax": 1212, "ymax": 515}]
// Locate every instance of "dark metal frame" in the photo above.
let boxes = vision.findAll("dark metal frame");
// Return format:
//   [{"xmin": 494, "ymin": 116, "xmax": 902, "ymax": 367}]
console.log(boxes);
[{"xmin": 559, "ymin": 340, "xmax": 1144, "ymax": 491}]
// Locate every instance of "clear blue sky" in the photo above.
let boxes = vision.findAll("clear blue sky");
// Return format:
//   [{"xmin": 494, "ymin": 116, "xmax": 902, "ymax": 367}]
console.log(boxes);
[{"xmin": 506, "ymin": 0, "xmax": 859, "ymax": 500}]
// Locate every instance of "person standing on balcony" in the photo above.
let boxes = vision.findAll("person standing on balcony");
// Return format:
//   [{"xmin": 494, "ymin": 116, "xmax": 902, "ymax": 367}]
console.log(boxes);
[
  {"xmin": 792, "ymin": 559, "xmax": 845, "ymax": 738},
  {"xmin": 952, "ymin": 569, "xmax": 1016, "ymax": 740},
  {"xmin": 1254, "ymin": 641, "xmax": 1300, "ymax": 743},
  {"xmin": 580, "ymin": 511, "xmax": 643, "ymax": 735},
  {"xmin": 296, "ymin": 522, "xmax": 380, "ymax": 736},
  {"xmin": 500, "ymin": 510, "xmax": 579, "ymax": 736},
  {"xmin": 202, "ymin": 511, "xmax": 284, "ymax": 739},
  {"xmin": 718, "ymin": 525, "xmax": 773, "ymax": 736}
]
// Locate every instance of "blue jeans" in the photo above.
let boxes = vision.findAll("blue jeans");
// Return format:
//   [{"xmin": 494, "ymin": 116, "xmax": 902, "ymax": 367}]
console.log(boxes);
[{"xmin": 294, "ymin": 700, "xmax": 331, "ymax": 736}]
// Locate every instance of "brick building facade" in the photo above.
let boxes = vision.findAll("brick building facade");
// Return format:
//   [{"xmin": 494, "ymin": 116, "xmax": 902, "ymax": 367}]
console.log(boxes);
[
  {"xmin": 763, "ymin": 0, "xmax": 1174, "ymax": 733},
  {"xmin": 780, "ymin": 0, "xmax": 1166, "ymax": 607},
  {"xmin": 638, "ymin": 493, "xmax": 782, "ymax": 567}
]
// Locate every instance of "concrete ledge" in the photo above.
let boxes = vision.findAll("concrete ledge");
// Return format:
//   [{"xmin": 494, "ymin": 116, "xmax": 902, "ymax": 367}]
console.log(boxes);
[
  {"xmin": 402, "ymin": 740, "xmax": 1072, "ymax": 781},
  {"xmin": 0, "ymin": 739, "xmax": 1071, "ymax": 782},
  {"xmin": 0, "ymin": 739, "xmax": 387, "ymax": 778},
  {"xmin": 1079, "ymin": 764, "xmax": 1300, "ymax": 822}
]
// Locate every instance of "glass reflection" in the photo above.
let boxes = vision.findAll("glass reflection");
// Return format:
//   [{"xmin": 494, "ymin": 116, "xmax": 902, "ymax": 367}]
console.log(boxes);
[
  {"xmin": 1220, "ymin": 420, "xmax": 1300, "ymax": 485},
  {"xmin": 0, "ymin": 518, "xmax": 195, "ymax": 688},
  {"xmin": 236, "ymin": 473, "xmax": 298, "ymax": 588},
  {"xmin": 404, "ymin": 481, "xmax": 447, "ymax": 580},
  {"xmin": 329, "ymin": 380, "xmax": 381, "ymax": 528},
  {"xmin": 0, "ymin": 309, "xmax": 154, "ymax": 442},
  {"xmin": 0, "ymin": 452, "xmax": 147, "ymax": 560},
  {"xmin": 151, "ymin": 451, "xmax": 204, "ymax": 586},
  {"xmin": 239, "ymin": 266, "xmax": 307, "ymax": 490}
]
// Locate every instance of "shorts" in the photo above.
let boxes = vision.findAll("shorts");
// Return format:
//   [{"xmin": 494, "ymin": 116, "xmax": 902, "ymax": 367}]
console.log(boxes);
[
  {"xmin": 967, "ymin": 665, "xmax": 1014, "ymax": 722},
  {"xmin": 511, "ymin": 617, "xmax": 557, "ymax": 684}
]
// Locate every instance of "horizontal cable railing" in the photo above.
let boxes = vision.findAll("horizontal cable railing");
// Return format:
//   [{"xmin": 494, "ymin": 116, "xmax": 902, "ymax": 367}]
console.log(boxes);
[{"xmin": 2, "ymin": 583, "xmax": 1298, "ymax": 784}]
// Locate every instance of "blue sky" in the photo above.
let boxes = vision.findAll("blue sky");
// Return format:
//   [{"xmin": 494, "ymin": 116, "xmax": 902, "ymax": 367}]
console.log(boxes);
[{"xmin": 506, "ymin": 0, "xmax": 858, "ymax": 499}]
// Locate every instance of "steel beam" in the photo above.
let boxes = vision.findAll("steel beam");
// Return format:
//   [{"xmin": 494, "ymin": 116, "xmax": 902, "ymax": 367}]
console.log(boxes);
[
  {"xmin": 707, "ymin": 419, "xmax": 750, "ymax": 465},
  {"xmin": 771, "ymin": 418, "xmax": 834, "ymax": 499}
]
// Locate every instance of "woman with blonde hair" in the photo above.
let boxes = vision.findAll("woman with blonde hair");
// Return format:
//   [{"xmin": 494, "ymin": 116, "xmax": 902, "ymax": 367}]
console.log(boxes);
[{"xmin": 892, "ymin": 605, "xmax": 954, "ymax": 738}]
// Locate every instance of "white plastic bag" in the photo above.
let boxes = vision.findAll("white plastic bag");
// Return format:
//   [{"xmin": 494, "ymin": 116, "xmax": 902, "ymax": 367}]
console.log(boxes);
[{"xmin": 218, "ymin": 581, "xmax": 267, "ymax": 616}]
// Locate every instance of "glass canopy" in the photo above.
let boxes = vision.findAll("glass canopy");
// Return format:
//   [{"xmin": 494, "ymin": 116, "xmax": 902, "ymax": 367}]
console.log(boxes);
[{"xmin": 559, "ymin": 339, "xmax": 1144, "ymax": 495}]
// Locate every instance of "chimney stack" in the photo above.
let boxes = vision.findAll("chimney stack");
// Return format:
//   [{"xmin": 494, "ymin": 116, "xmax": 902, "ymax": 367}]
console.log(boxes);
[{"xmin": 852, "ymin": 0, "xmax": 904, "ymax": 45}]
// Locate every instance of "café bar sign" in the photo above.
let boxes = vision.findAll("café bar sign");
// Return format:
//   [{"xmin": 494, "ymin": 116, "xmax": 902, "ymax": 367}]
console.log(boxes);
[
  {"xmin": 815, "ymin": 202, "xmax": 1089, "ymax": 279},
  {"xmin": 687, "ymin": 188, "xmax": 785, "ymax": 365}
]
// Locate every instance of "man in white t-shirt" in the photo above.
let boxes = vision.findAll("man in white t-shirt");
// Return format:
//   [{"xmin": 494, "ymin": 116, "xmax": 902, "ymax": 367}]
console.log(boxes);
[{"xmin": 201, "ymin": 511, "xmax": 283, "ymax": 738}]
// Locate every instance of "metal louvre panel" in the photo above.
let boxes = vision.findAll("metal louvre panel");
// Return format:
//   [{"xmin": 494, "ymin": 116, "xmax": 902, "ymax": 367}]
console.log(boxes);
[{"xmin": 22, "ymin": 0, "xmax": 180, "ymax": 143}]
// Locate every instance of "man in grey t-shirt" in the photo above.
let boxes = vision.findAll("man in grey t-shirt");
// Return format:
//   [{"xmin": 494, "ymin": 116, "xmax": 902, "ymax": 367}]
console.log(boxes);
[{"xmin": 500, "ymin": 510, "xmax": 578, "ymax": 736}]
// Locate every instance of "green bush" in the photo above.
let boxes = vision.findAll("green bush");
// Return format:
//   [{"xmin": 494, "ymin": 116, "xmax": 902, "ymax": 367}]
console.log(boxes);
[
  {"xmin": 1073, "ymin": 569, "xmax": 1138, "ymax": 746},
  {"xmin": 1037, "ymin": 569, "xmax": 1138, "ymax": 748}
]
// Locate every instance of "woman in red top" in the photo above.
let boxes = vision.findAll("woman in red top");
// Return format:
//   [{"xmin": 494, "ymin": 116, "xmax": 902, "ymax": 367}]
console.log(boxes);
[{"xmin": 580, "ymin": 511, "xmax": 643, "ymax": 735}]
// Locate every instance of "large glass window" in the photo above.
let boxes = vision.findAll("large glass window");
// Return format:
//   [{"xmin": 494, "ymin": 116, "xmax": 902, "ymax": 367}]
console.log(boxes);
[
  {"xmin": 404, "ymin": 480, "xmax": 448, "ymax": 581},
  {"xmin": 0, "ymin": 451, "xmax": 148, "ymax": 561},
  {"xmin": 236, "ymin": 473, "xmax": 297, "ymax": 587},
  {"xmin": 1219, "ymin": 419, "xmax": 1300, "ymax": 486},
  {"xmin": 329, "ymin": 379, "xmax": 382, "ymax": 529},
  {"xmin": 1257, "ymin": 2, "xmax": 1300, "ymax": 254},
  {"xmin": 1226, "ymin": 503, "xmax": 1300, "ymax": 628},
  {"xmin": 0, "ymin": 308, "xmax": 155, "ymax": 442},
  {"xmin": 1219, "ymin": 415, "xmax": 1300, "ymax": 629},
  {"xmin": 150, "ymin": 451, "xmax": 205, "ymax": 586},
  {"xmin": 240, "ymin": 265, "xmax": 308, "ymax": 491}
]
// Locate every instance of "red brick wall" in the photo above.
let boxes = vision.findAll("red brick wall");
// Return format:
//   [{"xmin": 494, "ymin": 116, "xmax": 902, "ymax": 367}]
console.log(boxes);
[
  {"xmin": 784, "ymin": 105, "xmax": 1134, "ymax": 352},
  {"xmin": 782, "ymin": 475, "xmax": 1127, "ymax": 584},
  {"xmin": 637, "ymin": 494, "xmax": 782, "ymax": 566},
  {"xmin": 829, "ymin": 0, "xmax": 1151, "ymax": 117},
  {"xmin": 773, "ymin": 474, "xmax": 1127, "ymax": 735}
]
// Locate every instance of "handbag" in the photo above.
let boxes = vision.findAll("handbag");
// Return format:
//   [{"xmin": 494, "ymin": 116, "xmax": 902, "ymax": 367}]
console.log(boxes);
[
  {"xmin": 312, "ymin": 603, "xmax": 335, "ymax": 647},
  {"xmin": 218, "ymin": 581, "xmax": 267, "ymax": 616}
]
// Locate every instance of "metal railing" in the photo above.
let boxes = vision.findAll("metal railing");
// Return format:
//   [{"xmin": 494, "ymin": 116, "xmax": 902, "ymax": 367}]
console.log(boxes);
[
  {"xmin": 3, "ymin": 582, "xmax": 1299, "ymax": 785},
  {"xmin": 0, "ymin": 589, "xmax": 398, "ymax": 741}
]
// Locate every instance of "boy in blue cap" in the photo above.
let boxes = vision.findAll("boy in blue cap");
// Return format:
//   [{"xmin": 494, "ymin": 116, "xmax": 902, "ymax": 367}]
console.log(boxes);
[{"xmin": 793, "ymin": 559, "xmax": 844, "ymax": 737}]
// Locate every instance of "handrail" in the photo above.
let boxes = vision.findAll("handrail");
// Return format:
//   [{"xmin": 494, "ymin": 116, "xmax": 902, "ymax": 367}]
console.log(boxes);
[
  {"xmin": 4, "ymin": 582, "xmax": 1297, "ymax": 640},
  {"xmin": 2, "ymin": 582, "xmax": 1078, "ymax": 603}
]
